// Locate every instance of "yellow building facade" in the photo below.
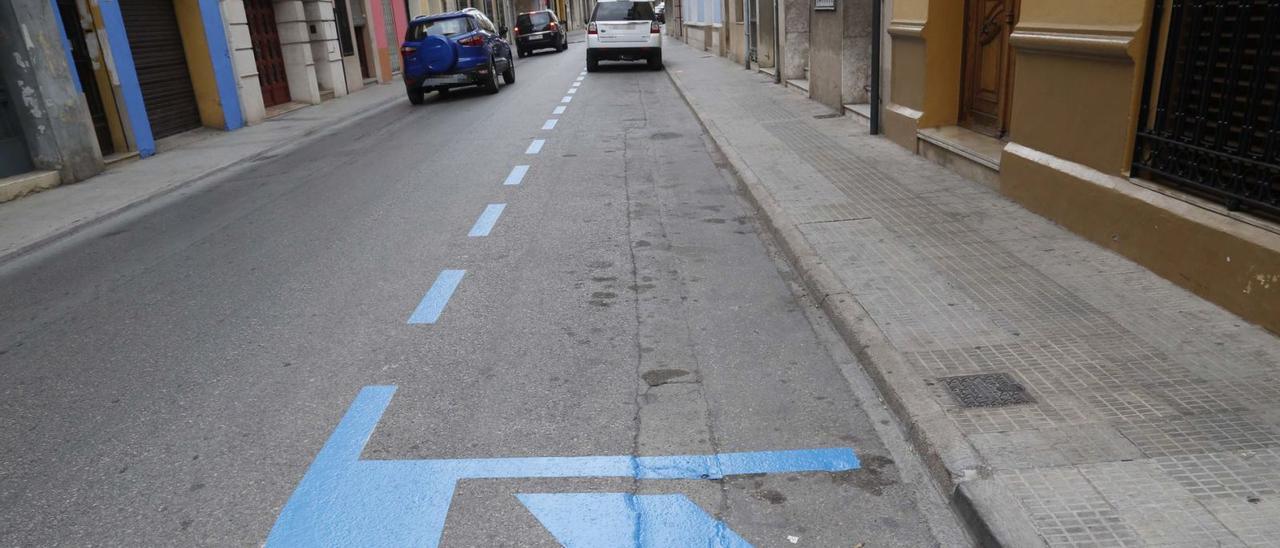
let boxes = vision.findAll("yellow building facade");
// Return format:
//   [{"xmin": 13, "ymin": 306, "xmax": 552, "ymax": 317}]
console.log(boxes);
[{"xmin": 885, "ymin": 0, "xmax": 1279, "ymax": 332}]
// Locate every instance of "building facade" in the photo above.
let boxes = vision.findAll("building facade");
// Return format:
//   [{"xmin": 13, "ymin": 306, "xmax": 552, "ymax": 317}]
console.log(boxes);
[
  {"xmin": 0, "ymin": 0, "xmax": 410, "ymax": 202},
  {"xmin": 885, "ymin": 0, "xmax": 1278, "ymax": 331},
  {"xmin": 673, "ymin": 0, "xmax": 1278, "ymax": 330}
]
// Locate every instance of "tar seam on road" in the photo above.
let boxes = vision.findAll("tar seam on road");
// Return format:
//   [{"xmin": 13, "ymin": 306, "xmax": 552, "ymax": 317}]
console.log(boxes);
[
  {"xmin": 553, "ymin": 106, "xmax": 567, "ymax": 115},
  {"xmin": 543, "ymin": 119, "xmax": 558, "ymax": 130},
  {"xmin": 504, "ymin": 165, "xmax": 529, "ymax": 186},
  {"xmin": 408, "ymin": 270, "xmax": 466, "ymax": 324},
  {"xmin": 468, "ymin": 204, "xmax": 507, "ymax": 237},
  {"xmin": 526, "ymin": 140, "xmax": 545, "ymax": 154}
]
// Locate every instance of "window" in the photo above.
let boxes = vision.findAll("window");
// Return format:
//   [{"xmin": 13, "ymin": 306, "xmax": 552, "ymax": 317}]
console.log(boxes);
[
  {"xmin": 518, "ymin": 12, "xmax": 552, "ymax": 29},
  {"xmin": 406, "ymin": 16, "xmax": 472, "ymax": 40},
  {"xmin": 472, "ymin": 11, "xmax": 497, "ymax": 32},
  {"xmin": 592, "ymin": 1, "xmax": 655, "ymax": 21}
]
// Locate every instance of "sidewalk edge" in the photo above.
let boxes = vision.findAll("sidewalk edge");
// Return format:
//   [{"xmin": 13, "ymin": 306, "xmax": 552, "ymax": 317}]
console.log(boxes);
[
  {"xmin": 664, "ymin": 64, "xmax": 1045, "ymax": 548},
  {"xmin": 0, "ymin": 94, "xmax": 402, "ymax": 268}
]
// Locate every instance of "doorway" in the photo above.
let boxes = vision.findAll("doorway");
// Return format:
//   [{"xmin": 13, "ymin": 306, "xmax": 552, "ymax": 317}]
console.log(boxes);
[
  {"xmin": 246, "ymin": 0, "xmax": 291, "ymax": 107},
  {"xmin": 959, "ymin": 0, "xmax": 1017, "ymax": 138},
  {"xmin": 56, "ymin": 0, "xmax": 114, "ymax": 155},
  {"xmin": 0, "ymin": 78, "xmax": 33, "ymax": 178},
  {"xmin": 118, "ymin": 0, "xmax": 202, "ymax": 139}
]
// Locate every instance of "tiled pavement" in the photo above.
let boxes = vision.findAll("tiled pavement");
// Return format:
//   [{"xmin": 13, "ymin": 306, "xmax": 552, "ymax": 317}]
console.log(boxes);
[{"xmin": 664, "ymin": 41, "xmax": 1280, "ymax": 546}]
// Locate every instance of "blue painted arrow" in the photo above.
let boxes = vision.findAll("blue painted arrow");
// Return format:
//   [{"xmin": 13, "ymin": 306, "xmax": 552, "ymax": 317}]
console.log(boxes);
[
  {"xmin": 519, "ymin": 493, "xmax": 753, "ymax": 547},
  {"xmin": 266, "ymin": 386, "xmax": 860, "ymax": 547}
]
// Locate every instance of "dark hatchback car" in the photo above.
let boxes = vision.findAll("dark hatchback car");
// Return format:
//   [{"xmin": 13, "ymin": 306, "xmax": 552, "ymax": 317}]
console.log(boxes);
[{"xmin": 514, "ymin": 10, "xmax": 567, "ymax": 57}]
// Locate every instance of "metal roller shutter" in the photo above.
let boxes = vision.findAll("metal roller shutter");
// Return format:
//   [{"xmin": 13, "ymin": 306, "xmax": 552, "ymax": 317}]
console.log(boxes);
[{"xmin": 119, "ymin": 0, "xmax": 202, "ymax": 139}]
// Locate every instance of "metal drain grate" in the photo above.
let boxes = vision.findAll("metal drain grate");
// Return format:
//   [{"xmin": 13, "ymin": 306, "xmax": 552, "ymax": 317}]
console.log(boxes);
[{"xmin": 940, "ymin": 373, "xmax": 1034, "ymax": 408}]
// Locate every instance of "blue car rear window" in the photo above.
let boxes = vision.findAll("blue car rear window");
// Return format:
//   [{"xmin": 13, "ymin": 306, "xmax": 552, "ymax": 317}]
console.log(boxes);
[{"xmin": 407, "ymin": 17, "xmax": 472, "ymax": 40}]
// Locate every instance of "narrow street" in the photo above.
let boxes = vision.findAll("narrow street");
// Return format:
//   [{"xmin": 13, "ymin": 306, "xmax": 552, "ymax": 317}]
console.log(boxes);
[{"xmin": 0, "ymin": 41, "xmax": 959, "ymax": 546}]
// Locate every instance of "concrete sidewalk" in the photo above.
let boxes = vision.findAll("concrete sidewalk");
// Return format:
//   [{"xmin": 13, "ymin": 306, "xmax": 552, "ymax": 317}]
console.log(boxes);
[
  {"xmin": 665, "ymin": 41, "xmax": 1280, "ymax": 547},
  {"xmin": 0, "ymin": 82, "xmax": 403, "ymax": 264}
]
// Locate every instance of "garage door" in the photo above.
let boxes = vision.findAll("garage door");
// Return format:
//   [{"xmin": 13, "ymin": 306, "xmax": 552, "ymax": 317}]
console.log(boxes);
[{"xmin": 119, "ymin": 0, "xmax": 202, "ymax": 139}]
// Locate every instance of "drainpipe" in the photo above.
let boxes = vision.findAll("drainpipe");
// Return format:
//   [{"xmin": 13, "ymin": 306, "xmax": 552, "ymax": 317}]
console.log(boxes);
[
  {"xmin": 773, "ymin": 0, "xmax": 780, "ymax": 83},
  {"xmin": 743, "ymin": 0, "xmax": 751, "ymax": 69},
  {"xmin": 869, "ymin": 0, "xmax": 881, "ymax": 134}
]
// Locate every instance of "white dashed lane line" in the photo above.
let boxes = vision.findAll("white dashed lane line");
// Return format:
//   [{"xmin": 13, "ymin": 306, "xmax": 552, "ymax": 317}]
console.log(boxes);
[
  {"xmin": 504, "ymin": 165, "xmax": 529, "ymax": 186},
  {"xmin": 561, "ymin": 96, "xmax": 573, "ymax": 103},
  {"xmin": 542, "ymin": 119, "xmax": 558, "ymax": 130},
  {"xmin": 554, "ymin": 106, "xmax": 566, "ymax": 115},
  {"xmin": 526, "ymin": 139, "xmax": 545, "ymax": 154}
]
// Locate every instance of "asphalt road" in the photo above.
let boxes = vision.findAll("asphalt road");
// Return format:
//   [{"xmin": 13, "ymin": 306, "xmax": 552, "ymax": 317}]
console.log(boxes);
[{"xmin": 0, "ymin": 39, "xmax": 960, "ymax": 546}]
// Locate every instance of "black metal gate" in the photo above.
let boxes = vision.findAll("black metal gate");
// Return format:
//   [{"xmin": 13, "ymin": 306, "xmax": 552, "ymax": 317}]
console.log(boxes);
[
  {"xmin": 1133, "ymin": 0, "xmax": 1279, "ymax": 219},
  {"xmin": 119, "ymin": 0, "xmax": 202, "ymax": 139}
]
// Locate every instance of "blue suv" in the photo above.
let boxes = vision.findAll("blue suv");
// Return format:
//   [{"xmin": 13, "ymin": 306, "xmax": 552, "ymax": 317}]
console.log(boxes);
[{"xmin": 401, "ymin": 8, "xmax": 515, "ymax": 104}]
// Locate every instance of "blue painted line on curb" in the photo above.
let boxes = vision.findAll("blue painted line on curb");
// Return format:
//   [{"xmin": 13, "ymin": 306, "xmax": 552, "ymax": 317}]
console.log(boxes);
[
  {"xmin": 504, "ymin": 165, "xmax": 529, "ymax": 186},
  {"xmin": 468, "ymin": 204, "xmax": 506, "ymax": 237},
  {"xmin": 267, "ymin": 386, "xmax": 860, "ymax": 547},
  {"xmin": 526, "ymin": 139, "xmax": 545, "ymax": 154},
  {"xmin": 408, "ymin": 270, "xmax": 465, "ymax": 324}
]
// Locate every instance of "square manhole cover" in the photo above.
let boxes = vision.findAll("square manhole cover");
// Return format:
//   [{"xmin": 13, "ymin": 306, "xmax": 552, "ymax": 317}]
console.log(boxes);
[{"xmin": 940, "ymin": 373, "xmax": 1034, "ymax": 408}]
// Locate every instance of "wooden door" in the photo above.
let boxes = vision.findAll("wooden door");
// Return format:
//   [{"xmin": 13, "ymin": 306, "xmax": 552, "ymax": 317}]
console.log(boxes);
[
  {"xmin": 960, "ymin": 0, "xmax": 1017, "ymax": 137},
  {"xmin": 246, "ymin": 0, "xmax": 291, "ymax": 108}
]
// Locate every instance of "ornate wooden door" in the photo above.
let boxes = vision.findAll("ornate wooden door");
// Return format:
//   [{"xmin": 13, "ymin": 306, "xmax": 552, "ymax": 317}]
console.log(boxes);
[
  {"xmin": 961, "ymin": 0, "xmax": 1018, "ymax": 137},
  {"xmin": 246, "ymin": 0, "xmax": 291, "ymax": 107}
]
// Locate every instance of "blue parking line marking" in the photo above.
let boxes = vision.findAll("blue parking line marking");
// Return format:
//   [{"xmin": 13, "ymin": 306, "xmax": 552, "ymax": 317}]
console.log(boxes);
[
  {"xmin": 553, "ymin": 106, "xmax": 567, "ymax": 115},
  {"xmin": 408, "ymin": 270, "xmax": 465, "ymax": 324},
  {"xmin": 519, "ymin": 493, "xmax": 753, "ymax": 547},
  {"xmin": 267, "ymin": 386, "xmax": 861, "ymax": 547},
  {"xmin": 468, "ymin": 204, "xmax": 506, "ymax": 237},
  {"xmin": 542, "ymin": 119, "xmax": 558, "ymax": 130},
  {"xmin": 504, "ymin": 165, "xmax": 529, "ymax": 186},
  {"xmin": 526, "ymin": 139, "xmax": 545, "ymax": 154},
  {"xmin": 561, "ymin": 96, "xmax": 573, "ymax": 103}
]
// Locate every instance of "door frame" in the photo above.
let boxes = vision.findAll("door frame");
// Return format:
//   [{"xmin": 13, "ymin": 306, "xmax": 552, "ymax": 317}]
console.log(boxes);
[{"xmin": 958, "ymin": 0, "xmax": 1018, "ymax": 138}]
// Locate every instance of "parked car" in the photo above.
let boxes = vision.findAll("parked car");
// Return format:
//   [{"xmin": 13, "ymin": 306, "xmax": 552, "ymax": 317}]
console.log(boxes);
[
  {"xmin": 400, "ymin": 8, "xmax": 515, "ymax": 105},
  {"xmin": 585, "ymin": 0, "xmax": 662, "ymax": 71},
  {"xmin": 654, "ymin": 2, "xmax": 665, "ymax": 23},
  {"xmin": 514, "ymin": 10, "xmax": 567, "ymax": 57}
]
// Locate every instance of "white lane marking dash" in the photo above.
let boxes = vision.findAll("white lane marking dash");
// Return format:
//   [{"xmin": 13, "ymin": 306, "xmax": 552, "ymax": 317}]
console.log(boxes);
[
  {"xmin": 567, "ymin": 88, "xmax": 577, "ymax": 94},
  {"xmin": 542, "ymin": 119, "xmax": 558, "ymax": 130},
  {"xmin": 553, "ymin": 105, "xmax": 567, "ymax": 115},
  {"xmin": 408, "ymin": 270, "xmax": 465, "ymax": 324},
  {"xmin": 504, "ymin": 165, "xmax": 529, "ymax": 185},
  {"xmin": 571, "ymin": 82, "xmax": 581, "ymax": 88},
  {"xmin": 561, "ymin": 96, "xmax": 573, "ymax": 103},
  {"xmin": 576, "ymin": 76, "xmax": 584, "ymax": 81},
  {"xmin": 468, "ymin": 203, "xmax": 507, "ymax": 237},
  {"xmin": 526, "ymin": 139, "xmax": 545, "ymax": 154}
]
